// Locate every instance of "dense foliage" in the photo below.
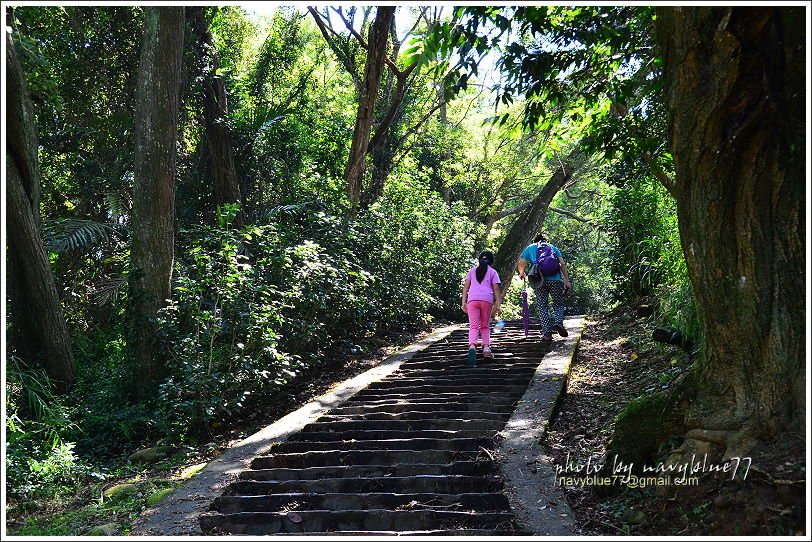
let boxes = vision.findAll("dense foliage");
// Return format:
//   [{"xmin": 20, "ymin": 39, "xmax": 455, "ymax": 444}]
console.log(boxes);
[{"xmin": 5, "ymin": 4, "xmax": 697, "ymax": 519}]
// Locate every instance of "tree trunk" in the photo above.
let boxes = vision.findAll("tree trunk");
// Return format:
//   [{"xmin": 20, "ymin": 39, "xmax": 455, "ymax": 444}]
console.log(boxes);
[
  {"xmin": 493, "ymin": 151, "xmax": 578, "ymax": 294},
  {"xmin": 363, "ymin": 131, "xmax": 395, "ymax": 206},
  {"xmin": 655, "ymin": 6, "xmax": 805, "ymax": 455},
  {"xmin": 5, "ymin": 34, "xmax": 75, "ymax": 391},
  {"xmin": 188, "ymin": 7, "xmax": 244, "ymax": 228},
  {"xmin": 363, "ymin": 63, "xmax": 414, "ymax": 206},
  {"xmin": 128, "ymin": 7, "xmax": 184, "ymax": 399},
  {"xmin": 344, "ymin": 6, "xmax": 395, "ymax": 205}
]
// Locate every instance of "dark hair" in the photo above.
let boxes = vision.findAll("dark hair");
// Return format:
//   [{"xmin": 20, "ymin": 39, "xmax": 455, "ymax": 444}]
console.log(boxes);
[
  {"xmin": 533, "ymin": 232, "xmax": 547, "ymax": 243},
  {"xmin": 476, "ymin": 250, "xmax": 494, "ymax": 283}
]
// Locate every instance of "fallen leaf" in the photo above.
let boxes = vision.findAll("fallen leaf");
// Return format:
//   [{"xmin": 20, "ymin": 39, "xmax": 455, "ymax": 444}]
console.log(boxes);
[{"xmin": 286, "ymin": 512, "xmax": 302, "ymax": 523}]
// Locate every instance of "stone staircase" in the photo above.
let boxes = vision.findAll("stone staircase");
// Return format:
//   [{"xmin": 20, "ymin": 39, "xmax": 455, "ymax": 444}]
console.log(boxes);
[{"xmin": 199, "ymin": 322, "xmax": 555, "ymax": 536}]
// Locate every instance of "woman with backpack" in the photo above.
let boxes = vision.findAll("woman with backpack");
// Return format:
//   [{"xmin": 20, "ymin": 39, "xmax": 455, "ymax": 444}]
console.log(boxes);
[
  {"xmin": 516, "ymin": 233, "xmax": 571, "ymax": 343},
  {"xmin": 461, "ymin": 250, "xmax": 502, "ymax": 365}
]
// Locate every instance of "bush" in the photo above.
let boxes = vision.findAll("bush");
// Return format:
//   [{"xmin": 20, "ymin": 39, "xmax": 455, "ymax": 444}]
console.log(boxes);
[
  {"xmin": 65, "ymin": 332, "xmax": 156, "ymax": 458},
  {"xmin": 154, "ymin": 188, "xmax": 475, "ymax": 435},
  {"xmin": 652, "ymin": 210, "xmax": 701, "ymax": 345},
  {"xmin": 6, "ymin": 357, "xmax": 92, "ymax": 500},
  {"xmin": 357, "ymin": 175, "xmax": 476, "ymax": 328}
]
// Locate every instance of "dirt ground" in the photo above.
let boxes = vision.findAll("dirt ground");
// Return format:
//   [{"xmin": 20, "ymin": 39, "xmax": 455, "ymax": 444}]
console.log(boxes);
[{"xmin": 543, "ymin": 304, "xmax": 807, "ymax": 536}]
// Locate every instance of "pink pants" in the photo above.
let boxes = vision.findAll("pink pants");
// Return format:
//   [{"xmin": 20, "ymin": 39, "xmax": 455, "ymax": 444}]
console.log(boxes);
[{"xmin": 467, "ymin": 300, "xmax": 493, "ymax": 347}]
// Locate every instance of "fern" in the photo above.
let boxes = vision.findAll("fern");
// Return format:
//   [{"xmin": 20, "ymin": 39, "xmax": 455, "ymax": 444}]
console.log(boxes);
[
  {"xmin": 91, "ymin": 276, "xmax": 127, "ymax": 305},
  {"xmin": 6, "ymin": 356, "xmax": 75, "ymax": 450},
  {"xmin": 104, "ymin": 192, "xmax": 130, "ymax": 221},
  {"xmin": 254, "ymin": 202, "xmax": 312, "ymax": 222},
  {"xmin": 43, "ymin": 219, "xmax": 128, "ymax": 254}
]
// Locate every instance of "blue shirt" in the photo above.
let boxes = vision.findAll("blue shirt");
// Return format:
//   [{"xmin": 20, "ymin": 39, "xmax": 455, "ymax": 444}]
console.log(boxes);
[{"xmin": 520, "ymin": 243, "xmax": 563, "ymax": 281}]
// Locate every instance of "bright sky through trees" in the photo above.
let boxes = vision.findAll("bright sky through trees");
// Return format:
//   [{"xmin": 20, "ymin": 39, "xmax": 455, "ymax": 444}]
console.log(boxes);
[{"xmin": 242, "ymin": 3, "xmax": 501, "ymax": 88}]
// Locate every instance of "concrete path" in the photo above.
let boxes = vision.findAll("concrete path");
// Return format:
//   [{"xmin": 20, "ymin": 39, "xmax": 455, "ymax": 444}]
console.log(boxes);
[{"xmin": 131, "ymin": 317, "xmax": 584, "ymax": 536}]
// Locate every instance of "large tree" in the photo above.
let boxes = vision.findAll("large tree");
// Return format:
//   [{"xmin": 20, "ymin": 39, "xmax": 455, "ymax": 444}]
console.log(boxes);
[
  {"xmin": 5, "ymin": 32, "xmax": 75, "ymax": 391},
  {"xmin": 310, "ymin": 7, "xmax": 447, "ymax": 207},
  {"xmin": 424, "ymin": 5, "xmax": 805, "ymax": 457},
  {"xmin": 127, "ymin": 6, "xmax": 184, "ymax": 398},
  {"xmin": 187, "ymin": 6, "xmax": 244, "ymax": 228},
  {"xmin": 654, "ymin": 6, "xmax": 805, "ymax": 456},
  {"xmin": 336, "ymin": 6, "xmax": 396, "ymax": 205}
]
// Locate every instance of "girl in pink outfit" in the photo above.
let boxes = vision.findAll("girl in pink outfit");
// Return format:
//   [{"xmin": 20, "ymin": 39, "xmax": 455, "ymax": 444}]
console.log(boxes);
[{"xmin": 461, "ymin": 251, "xmax": 502, "ymax": 365}]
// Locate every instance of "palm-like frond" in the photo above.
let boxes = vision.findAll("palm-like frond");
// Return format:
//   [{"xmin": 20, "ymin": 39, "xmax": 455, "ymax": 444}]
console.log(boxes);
[
  {"xmin": 6, "ymin": 356, "xmax": 75, "ymax": 449},
  {"xmin": 254, "ymin": 202, "xmax": 312, "ymax": 222},
  {"xmin": 43, "ymin": 219, "xmax": 128, "ymax": 253},
  {"xmin": 91, "ymin": 276, "xmax": 128, "ymax": 305}
]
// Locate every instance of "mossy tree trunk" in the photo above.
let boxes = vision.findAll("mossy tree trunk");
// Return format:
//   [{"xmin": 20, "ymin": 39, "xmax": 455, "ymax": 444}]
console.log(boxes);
[
  {"xmin": 5, "ymin": 32, "xmax": 75, "ymax": 391},
  {"xmin": 655, "ymin": 6, "xmax": 805, "ymax": 455},
  {"xmin": 128, "ymin": 7, "xmax": 184, "ymax": 400}
]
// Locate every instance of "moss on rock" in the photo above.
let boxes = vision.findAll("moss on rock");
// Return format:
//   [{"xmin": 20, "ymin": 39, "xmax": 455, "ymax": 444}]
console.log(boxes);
[
  {"xmin": 127, "ymin": 446, "xmax": 175, "ymax": 465},
  {"xmin": 102, "ymin": 483, "xmax": 139, "ymax": 501},
  {"xmin": 146, "ymin": 487, "xmax": 174, "ymax": 507},
  {"xmin": 606, "ymin": 364, "xmax": 699, "ymax": 475},
  {"xmin": 86, "ymin": 523, "xmax": 119, "ymax": 536}
]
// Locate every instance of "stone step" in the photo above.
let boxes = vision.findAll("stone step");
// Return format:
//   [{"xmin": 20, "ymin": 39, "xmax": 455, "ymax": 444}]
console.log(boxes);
[
  {"xmin": 399, "ymin": 359, "xmax": 541, "ymax": 370},
  {"xmin": 403, "ymin": 348, "xmax": 538, "ymax": 358},
  {"xmin": 269, "ymin": 530, "xmax": 522, "ymax": 536},
  {"xmin": 338, "ymin": 395, "xmax": 520, "ymax": 407},
  {"xmin": 237, "ymin": 461, "xmax": 497, "ymax": 481},
  {"xmin": 210, "ymin": 492, "xmax": 511, "ymax": 513},
  {"xmin": 368, "ymin": 376, "xmax": 531, "ymax": 388},
  {"xmin": 320, "ymin": 410, "xmax": 511, "ymax": 421},
  {"xmin": 265, "ymin": 437, "xmax": 493, "ymax": 453},
  {"xmin": 251, "ymin": 449, "xmax": 485, "ymax": 469},
  {"xmin": 349, "ymin": 391, "xmax": 526, "ymax": 402},
  {"xmin": 348, "ymin": 384, "xmax": 529, "ymax": 394},
  {"xmin": 370, "ymin": 376, "xmax": 530, "ymax": 387},
  {"xmin": 300, "ymin": 418, "xmax": 506, "ymax": 433},
  {"xmin": 285, "ymin": 429, "xmax": 496, "ymax": 442},
  {"xmin": 225, "ymin": 475, "xmax": 504, "ymax": 496},
  {"xmin": 392, "ymin": 367, "xmax": 538, "ymax": 377},
  {"xmin": 329, "ymin": 402, "xmax": 516, "ymax": 415},
  {"xmin": 200, "ymin": 509, "xmax": 516, "ymax": 534}
]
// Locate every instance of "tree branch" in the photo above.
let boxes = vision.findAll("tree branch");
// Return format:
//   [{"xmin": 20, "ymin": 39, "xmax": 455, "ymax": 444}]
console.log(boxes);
[
  {"xmin": 334, "ymin": 7, "xmax": 367, "ymax": 48},
  {"xmin": 308, "ymin": 7, "xmax": 361, "ymax": 88},
  {"xmin": 549, "ymin": 206, "xmax": 595, "ymax": 224},
  {"xmin": 367, "ymin": 63, "xmax": 417, "ymax": 151},
  {"xmin": 497, "ymin": 199, "xmax": 534, "ymax": 219},
  {"xmin": 643, "ymin": 151, "xmax": 677, "ymax": 197},
  {"xmin": 564, "ymin": 187, "xmax": 599, "ymax": 199},
  {"xmin": 390, "ymin": 99, "xmax": 447, "ymax": 168}
]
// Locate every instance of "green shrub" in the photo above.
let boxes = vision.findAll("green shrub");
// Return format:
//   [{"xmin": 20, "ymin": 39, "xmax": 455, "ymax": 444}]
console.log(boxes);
[
  {"xmin": 153, "ymin": 188, "xmax": 474, "ymax": 434},
  {"xmin": 6, "ymin": 357, "xmax": 92, "ymax": 500},
  {"xmin": 652, "ymin": 210, "xmax": 701, "ymax": 345},
  {"xmin": 66, "ymin": 332, "xmax": 155, "ymax": 457}
]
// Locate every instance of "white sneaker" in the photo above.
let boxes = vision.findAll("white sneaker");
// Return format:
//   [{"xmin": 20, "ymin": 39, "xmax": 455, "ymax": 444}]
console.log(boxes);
[{"xmin": 483, "ymin": 347, "xmax": 493, "ymax": 358}]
